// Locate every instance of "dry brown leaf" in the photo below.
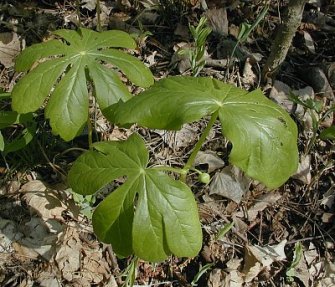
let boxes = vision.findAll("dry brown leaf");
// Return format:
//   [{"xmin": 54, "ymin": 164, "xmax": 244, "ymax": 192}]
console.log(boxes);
[
  {"xmin": 245, "ymin": 192, "xmax": 282, "ymax": 221},
  {"xmin": 81, "ymin": 249, "xmax": 111, "ymax": 284},
  {"xmin": 205, "ymin": 8, "xmax": 228, "ymax": 36},
  {"xmin": 12, "ymin": 242, "xmax": 40, "ymax": 260},
  {"xmin": 242, "ymin": 58, "xmax": 257, "ymax": 88},
  {"xmin": 208, "ymin": 268, "xmax": 223, "ymax": 287},
  {"xmin": 243, "ymin": 240, "xmax": 287, "ymax": 282},
  {"xmin": 81, "ymin": 0, "xmax": 97, "ymax": 10},
  {"xmin": 55, "ymin": 226, "xmax": 81, "ymax": 282},
  {"xmin": 209, "ymin": 166, "xmax": 249, "ymax": 203},
  {"xmin": 24, "ymin": 190, "xmax": 67, "ymax": 221},
  {"xmin": 292, "ymin": 255, "xmax": 311, "ymax": 287},
  {"xmin": 321, "ymin": 188, "xmax": 335, "ymax": 210},
  {"xmin": 20, "ymin": 180, "xmax": 47, "ymax": 192},
  {"xmin": 194, "ymin": 150, "xmax": 225, "ymax": 173},
  {"xmin": 269, "ymin": 81, "xmax": 296, "ymax": 113},
  {"xmin": 156, "ymin": 124, "xmax": 199, "ymax": 149},
  {"xmin": 222, "ymin": 270, "xmax": 244, "ymax": 287},
  {"xmin": 303, "ymin": 31, "xmax": 316, "ymax": 53},
  {"xmin": 0, "ymin": 32, "xmax": 21, "ymax": 68},
  {"xmin": 320, "ymin": 260, "xmax": 335, "ymax": 287},
  {"xmin": 292, "ymin": 154, "xmax": 312, "ymax": 184}
]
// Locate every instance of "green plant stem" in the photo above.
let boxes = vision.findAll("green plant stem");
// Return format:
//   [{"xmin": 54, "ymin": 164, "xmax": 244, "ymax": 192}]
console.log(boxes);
[
  {"xmin": 180, "ymin": 111, "xmax": 219, "ymax": 182},
  {"xmin": 96, "ymin": 0, "xmax": 102, "ymax": 32},
  {"xmin": 87, "ymin": 116, "xmax": 93, "ymax": 150},
  {"xmin": 151, "ymin": 166, "xmax": 184, "ymax": 174}
]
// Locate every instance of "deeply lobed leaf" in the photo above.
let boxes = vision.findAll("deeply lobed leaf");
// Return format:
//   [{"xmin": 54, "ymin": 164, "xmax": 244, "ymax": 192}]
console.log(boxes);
[
  {"xmin": 68, "ymin": 133, "xmax": 202, "ymax": 261},
  {"xmin": 106, "ymin": 76, "xmax": 298, "ymax": 188},
  {"xmin": 12, "ymin": 28, "xmax": 154, "ymax": 141}
]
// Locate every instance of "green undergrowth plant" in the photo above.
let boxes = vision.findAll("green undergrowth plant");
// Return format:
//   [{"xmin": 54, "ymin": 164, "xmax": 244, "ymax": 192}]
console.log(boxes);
[
  {"xmin": 0, "ymin": 92, "xmax": 36, "ymax": 155},
  {"xmin": 10, "ymin": 26, "xmax": 299, "ymax": 264},
  {"xmin": 178, "ymin": 16, "xmax": 212, "ymax": 76},
  {"xmin": 289, "ymin": 92, "xmax": 335, "ymax": 152},
  {"xmin": 68, "ymin": 76, "xmax": 299, "ymax": 262}
]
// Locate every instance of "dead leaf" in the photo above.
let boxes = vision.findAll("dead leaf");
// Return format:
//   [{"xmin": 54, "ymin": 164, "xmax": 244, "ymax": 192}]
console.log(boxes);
[
  {"xmin": 321, "ymin": 260, "xmax": 335, "ymax": 287},
  {"xmin": 205, "ymin": 8, "xmax": 228, "ymax": 36},
  {"xmin": 303, "ymin": 31, "xmax": 316, "ymax": 53},
  {"xmin": 208, "ymin": 268, "xmax": 223, "ymax": 287},
  {"xmin": 292, "ymin": 154, "xmax": 312, "ymax": 184},
  {"xmin": 243, "ymin": 240, "xmax": 287, "ymax": 282},
  {"xmin": 209, "ymin": 166, "xmax": 249, "ymax": 203},
  {"xmin": 321, "ymin": 188, "xmax": 335, "ymax": 210},
  {"xmin": 242, "ymin": 58, "xmax": 257, "ymax": 88},
  {"xmin": 245, "ymin": 192, "xmax": 282, "ymax": 221},
  {"xmin": 293, "ymin": 255, "xmax": 310, "ymax": 287},
  {"xmin": 20, "ymin": 180, "xmax": 47, "ymax": 192},
  {"xmin": 222, "ymin": 270, "xmax": 244, "ymax": 287},
  {"xmin": 156, "ymin": 123, "xmax": 199, "ymax": 150},
  {"xmin": 12, "ymin": 242, "xmax": 40, "ymax": 260},
  {"xmin": 24, "ymin": 190, "xmax": 67, "ymax": 221},
  {"xmin": 0, "ymin": 32, "xmax": 21, "ymax": 68},
  {"xmin": 194, "ymin": 151, "xmax": 225, "ymax": 173},
  {"xmin": 55, "ymin": 226, "xmax": 81, "ymax": 282},
  {"xmin": 81, "ymin": 0, "xmax": 97, "ymax": 11},
  {"xmin": 269, "ymin": 81, "xmax": 296, "ymax": 113}
]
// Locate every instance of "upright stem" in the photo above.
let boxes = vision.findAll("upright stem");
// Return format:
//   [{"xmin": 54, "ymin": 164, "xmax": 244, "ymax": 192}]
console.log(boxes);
[
  {"xmin": 263, "ymin": 0, "xmax": 307, "ymax": 80},
  {"xmin": 96, "ymin": 0, "xmax": 102, "ymax": 32},
  {"xmin": 87, "ymin": 116, "xmax": 93, "ymax": 150},
  {"xmin": 180, "ymin": 111, "xmax": 219, "ymax": 182}
]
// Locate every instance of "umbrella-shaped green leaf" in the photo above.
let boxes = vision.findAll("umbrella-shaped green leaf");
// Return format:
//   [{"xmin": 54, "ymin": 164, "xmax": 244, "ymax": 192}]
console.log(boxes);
[
  {"xmin": 105, "ymin": 76, "xmax": 298, "ymax": 188},
  {"xmin": 12, "ymin": 28, "xmax": 154, "ymax": 141},
  {"xmin": 68, "ymin": 133, "xmax": 202, "ymax": 262}
]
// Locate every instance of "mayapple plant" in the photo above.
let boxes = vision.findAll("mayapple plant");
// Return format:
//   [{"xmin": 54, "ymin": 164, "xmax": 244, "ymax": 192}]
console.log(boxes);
[
  {"xmin": 68, "ymin": 77, "xmax": 299, "ymax": 261},
  {"xmin": 11, "ymin": 28, "xmax": 299, "ymax": 262}
]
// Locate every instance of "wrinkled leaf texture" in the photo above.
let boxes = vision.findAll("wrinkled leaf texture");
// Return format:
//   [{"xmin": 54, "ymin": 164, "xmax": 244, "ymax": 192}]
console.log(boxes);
[
  {"xmin": 12, "ymin": 28, "xmax": 153, "ymax": 141},
  {"xmin": 106, "ymin": 76, "xmax": 299, "ymax": 188},
  {"xmin": 68, "ymin": 133, "xmax": 202, "ymax": 262}
]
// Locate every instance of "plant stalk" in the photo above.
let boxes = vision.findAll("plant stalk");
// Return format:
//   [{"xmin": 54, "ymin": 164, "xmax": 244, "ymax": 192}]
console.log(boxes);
[
  {"xmin": 96, "ymin": 0, "xmax": 102, "ymax": 32},
  {"xmin": 180, "ymin": 110, "xmax": 219, "ymax": 182},
  {"xmin": 87, "ymin": 116, "xmax": 93, "ymax": 150}
]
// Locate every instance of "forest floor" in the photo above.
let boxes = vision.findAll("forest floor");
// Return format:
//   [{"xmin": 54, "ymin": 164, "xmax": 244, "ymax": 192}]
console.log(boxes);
[{"xmin": 0, "ymin": 0, "xmax": 334, "ymax": 286}]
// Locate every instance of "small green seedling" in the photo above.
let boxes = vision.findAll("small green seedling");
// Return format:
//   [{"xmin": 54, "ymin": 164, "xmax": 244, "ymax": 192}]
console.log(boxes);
[
  {"xmin": 286, "ymin": 242, "xmax": 303, "ymax": 282},
  {"xmin": 178, "ymin": 16, "xmax": 212, "ymax": 76}
]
